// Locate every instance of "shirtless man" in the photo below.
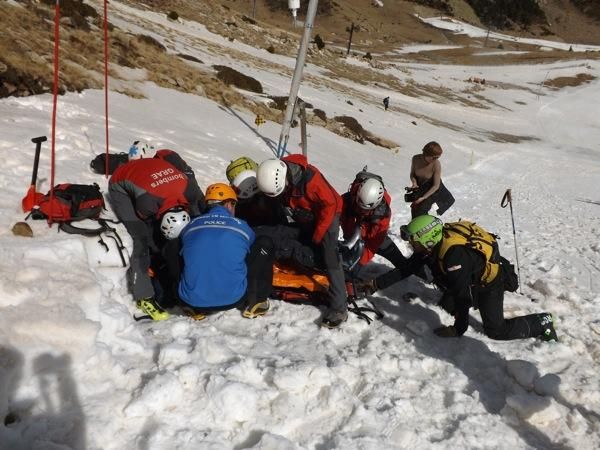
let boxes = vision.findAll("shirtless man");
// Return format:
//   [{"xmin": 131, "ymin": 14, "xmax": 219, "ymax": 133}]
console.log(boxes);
[{"xmin": 407, "ymin": 141, "xmax": 454, "ymax": 218}]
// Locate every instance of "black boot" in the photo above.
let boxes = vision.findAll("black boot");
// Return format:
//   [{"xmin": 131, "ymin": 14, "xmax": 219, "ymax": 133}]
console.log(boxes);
[{"xmin": 321, "ymin": 309, "xmax": 348, "ymax": 329}]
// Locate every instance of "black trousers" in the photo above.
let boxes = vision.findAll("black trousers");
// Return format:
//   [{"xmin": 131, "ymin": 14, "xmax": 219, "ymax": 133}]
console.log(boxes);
[
  {"xmin": 243, "ymin": 235, "xmax": 275, "ymax": 308},
  {"xmin": 410, "ymin": 180, "xmax": 455, "ymax": 218},
  {"xmin": 256, "ymin": 217, "xmax": 347, "ymax": 313},
  {"xmin": 475, "ymin": 280, "xmax": 544, "ymax": 340},
  {"xmin": 123, "ymin": 219, "xmax": 158, "ymax": 300},
  {"xmin": 376, "ymin": 235, "xmax": 408, "ymax": 269}
]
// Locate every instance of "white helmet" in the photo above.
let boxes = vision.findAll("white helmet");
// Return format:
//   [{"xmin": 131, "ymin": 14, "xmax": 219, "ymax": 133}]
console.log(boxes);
[
  {"xmin": 160, "ymin": 209, "xmax": 190, "ymax": 239},
  {"xmin": 232, "ymin": 169, "xmax": 259, "ymax": 199},
  {"xmin": 128, "ymin": 140, "xmax": 155, "ymax": 161},
  {"xmin": 357, "ymin": 178, "xmax": 385, "ymax": 210},
  {"xmin": 257, "ymin": 158, "xmax": 287, "ymax": 197}
]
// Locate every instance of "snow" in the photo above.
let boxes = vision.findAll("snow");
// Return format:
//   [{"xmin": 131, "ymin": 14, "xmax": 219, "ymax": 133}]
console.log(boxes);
[
  {"xmin": 1, "ymin": 2, "xmax": 600, "ymax": 449},
  {"xmin": 420, "ymin": 16, "xmax": 600, "ymax": 52}
]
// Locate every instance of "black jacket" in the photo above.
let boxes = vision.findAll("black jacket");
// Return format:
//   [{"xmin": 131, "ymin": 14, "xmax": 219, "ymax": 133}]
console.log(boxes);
[{"xmin": 376, "ymin": 244, "xmax": 497, "ymax": 336}]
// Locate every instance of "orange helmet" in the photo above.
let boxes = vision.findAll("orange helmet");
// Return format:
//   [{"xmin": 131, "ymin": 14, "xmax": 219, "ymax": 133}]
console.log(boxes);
[{"xmin": 205, "ymin": 183, "xmax": 238, "ymax": 204}]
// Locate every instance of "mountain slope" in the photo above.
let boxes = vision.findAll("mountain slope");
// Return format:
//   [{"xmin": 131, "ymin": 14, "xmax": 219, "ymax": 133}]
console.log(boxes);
[{"xmin": 1, "ymin": 1, "xmax": 600, "ymax": 449}]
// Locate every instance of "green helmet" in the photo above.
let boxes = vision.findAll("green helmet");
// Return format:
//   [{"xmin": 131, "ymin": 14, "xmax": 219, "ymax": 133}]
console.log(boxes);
[
  {"xmin": 405, "ymin": 215, "xmax": 443, "ymax": 249},
  {"xmin": 226, "ymin": 156, "xmax": 258, "ymax": 183}
]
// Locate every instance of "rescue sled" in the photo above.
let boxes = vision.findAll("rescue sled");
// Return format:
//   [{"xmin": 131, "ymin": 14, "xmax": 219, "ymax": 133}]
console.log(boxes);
[{"xmin": 270, "ymin": 233, "xmax": 384, "ymax": 324}]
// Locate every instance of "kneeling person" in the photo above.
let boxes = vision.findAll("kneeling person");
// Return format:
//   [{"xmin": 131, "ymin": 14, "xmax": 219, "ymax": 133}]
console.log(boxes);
[
  {"xmin": 178, "ymin": 183, "xmax": 273, "ymax": 318},
  {"xmin": 360, "ymin": 215, "xmax": 558, "ymax": 341}
]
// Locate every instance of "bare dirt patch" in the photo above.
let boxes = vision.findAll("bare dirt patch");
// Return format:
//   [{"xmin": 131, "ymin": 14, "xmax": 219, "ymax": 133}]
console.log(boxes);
[
  {"xmin": 543, "ymin": 73, "xmax": 596, "ymax": 89},
  {"xmin": 213, "ymin": 66, "xmax": 264, "ymax": 94},
  {"xmin": 485, "ymin": 131, "xmax": 539, "ymax": 144}
]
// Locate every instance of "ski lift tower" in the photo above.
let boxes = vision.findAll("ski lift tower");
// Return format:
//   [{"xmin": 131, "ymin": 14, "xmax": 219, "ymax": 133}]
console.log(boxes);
[{"xmin": 276, "ymin": 0, "xmax": 319, "ymax": 159}]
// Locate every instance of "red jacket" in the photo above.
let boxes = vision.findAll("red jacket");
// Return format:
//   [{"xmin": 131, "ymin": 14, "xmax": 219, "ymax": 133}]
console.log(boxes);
[
  {"xmin": 282, "ymin": 154, "xmax": 342, "ymax": 244},
  {"xmin": 340, "ymin": 190, "xmax": 392, "ymax": 265},
  {"xmin": 109, "ymin": 157, "xmax": 191, "ymax": 220}
]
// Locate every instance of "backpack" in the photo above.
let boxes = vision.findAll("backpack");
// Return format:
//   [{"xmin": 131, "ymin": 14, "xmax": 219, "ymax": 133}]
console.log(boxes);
[
  {"xmin": 348, "ymin": 166, "xmax": 384, "ymax": 194},
  {"xmin": 437, "ymin": 221, "xmax": 501, "ymax": 286},
  {"xmin": 90, "ymin": 152, "xmax": 129, "ymax": 175},
  {"xmin": 29, "ymin": 184, "xmax": 128, "ymax": 266},
  {"xmin": 347, "ymin": 167, "xmax": 388, "ymax": 221},
  {"xmin": 31, "ymin": 183, "xmax": 106, "ymax": 233}
]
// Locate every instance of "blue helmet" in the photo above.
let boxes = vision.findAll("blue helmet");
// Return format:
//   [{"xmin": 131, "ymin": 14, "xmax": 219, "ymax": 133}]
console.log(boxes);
[{"xmin": 128, "ymin": 140, "xmax": 154, "ymax": 160}]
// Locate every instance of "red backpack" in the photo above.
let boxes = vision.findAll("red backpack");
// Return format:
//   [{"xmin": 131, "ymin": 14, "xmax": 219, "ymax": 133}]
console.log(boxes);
[{"xmin": 31, "ymin": 183, "xmax": 106, "ymax": 233}]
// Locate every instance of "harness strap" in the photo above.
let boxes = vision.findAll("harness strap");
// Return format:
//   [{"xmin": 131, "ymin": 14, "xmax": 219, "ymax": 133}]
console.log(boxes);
[{"xmin": 347, "ymin": 278, "xmax": 384, "ymax": 324}]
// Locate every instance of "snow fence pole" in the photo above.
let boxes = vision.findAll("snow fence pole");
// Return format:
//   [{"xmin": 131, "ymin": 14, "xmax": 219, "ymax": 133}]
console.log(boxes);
[
  {"xmin": 501, "ymin": 189, "xmax": 523, "ymax": 295},
  {"xmin": 276, "ymin": 0, "xmax": 319, "ymax": 159}
]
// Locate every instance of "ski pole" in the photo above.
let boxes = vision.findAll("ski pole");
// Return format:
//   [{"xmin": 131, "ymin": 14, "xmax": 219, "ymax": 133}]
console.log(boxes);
[{"xmin": 501, "ymin": 189, "xmax": 523, "ymax": 294}]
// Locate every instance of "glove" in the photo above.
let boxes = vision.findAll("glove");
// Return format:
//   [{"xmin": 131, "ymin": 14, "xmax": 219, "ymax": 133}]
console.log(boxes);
[{"xmin": 433, "ymin": 325, "xmax": 458, "ymax": 338}]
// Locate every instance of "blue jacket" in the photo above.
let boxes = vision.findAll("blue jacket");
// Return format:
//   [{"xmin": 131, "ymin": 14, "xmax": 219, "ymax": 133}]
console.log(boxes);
[{"xmin": 178, "ymin": 205, "xmax": 255, "ymax": 308}]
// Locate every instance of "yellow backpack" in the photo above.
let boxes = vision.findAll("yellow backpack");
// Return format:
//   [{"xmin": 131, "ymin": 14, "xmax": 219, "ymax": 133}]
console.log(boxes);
[{"xmin": 438, "ymin": 221, "xmax": 500, "ymax": 285}]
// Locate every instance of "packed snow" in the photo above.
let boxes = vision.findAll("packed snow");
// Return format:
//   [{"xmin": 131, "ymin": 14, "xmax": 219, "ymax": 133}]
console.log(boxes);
[{"xmin": 1, "ymin": 3, "xmax": 599, "ymax": 450}]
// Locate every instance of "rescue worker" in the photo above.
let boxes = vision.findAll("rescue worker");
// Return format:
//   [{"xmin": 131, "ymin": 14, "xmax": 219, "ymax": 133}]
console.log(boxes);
[
  {"xmin": 358, "ymin": 215, "xmax": 558, "ymax": 341},
  {"xmin": 256, "ymin": 156, "xmax": 347, "ymax": 329},
  {"xmin": 176, "ymin": 183, "xmax": 273, "ymax": 318},
  {"xmin": 340, "ymin": 172, "xmax": 407, "ymax": 277},
  {"xmin": 226, "ymin": 156, "xmax": 259, "ymax": 183},
  {"xmin": 108, "ymin": 140, "xmax": 205, "ymax": 320}
]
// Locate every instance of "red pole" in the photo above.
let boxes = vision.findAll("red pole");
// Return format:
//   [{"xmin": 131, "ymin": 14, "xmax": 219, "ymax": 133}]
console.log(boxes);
[
  {"xmin": 104, "ymin": 0, "xmax": 110, "ymax": 178},
  {"xmin": 49, "ymin": 0, "xmax": 60, "ymax": 225}
]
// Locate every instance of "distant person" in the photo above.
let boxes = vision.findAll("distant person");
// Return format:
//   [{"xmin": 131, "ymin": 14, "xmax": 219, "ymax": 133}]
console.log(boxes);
[
  {"xmin": 108, "ymin": 140, "xmax": 205, "ymax": 320},
  {"xmin": 406, "ymin": 141, "xmax": 454, "ymax": 218},
  {"xmin": 358, "ymin": 215, "xmax": 558, "ymax": 342},
  {"xmin": 383, "ymin": 96, "xmax": 390, "ymax": 111},
  {"xmin": 256, "ymin": 156, "xmax": 348, "ymax": 329}
]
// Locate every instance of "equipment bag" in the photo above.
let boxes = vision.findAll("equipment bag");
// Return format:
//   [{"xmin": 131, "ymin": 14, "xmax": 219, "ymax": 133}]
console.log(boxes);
[
  {"xmin": 348, "ymin": 166, "xmax": 384, "ymax": 194},
  {"xmin": 28, "ymin": 184, "xmax": 127, "ymax": 266},
  {"xmin": 347, "ymin": 167, "xmax": 389, "ymax": 223},
  {"xmin": 90, "ymin": 152, "xmax": 129, "ymax": 175},
  {"xmin": 31, "ymin": 183, "xmax": 105, "ymax": 228},
  {"xmin": 438, "ymin": 221, "xmax": 501, "ymax": 286}
]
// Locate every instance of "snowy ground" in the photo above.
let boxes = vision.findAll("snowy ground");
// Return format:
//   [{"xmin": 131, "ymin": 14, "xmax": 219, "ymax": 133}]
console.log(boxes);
[
  {"xmin": 419, "ymin": 16, "xmax": 600, "ymax": 52},
  {"xmin": 1, "ymin": 3, "xmax": 599, "ymax": 449}
]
